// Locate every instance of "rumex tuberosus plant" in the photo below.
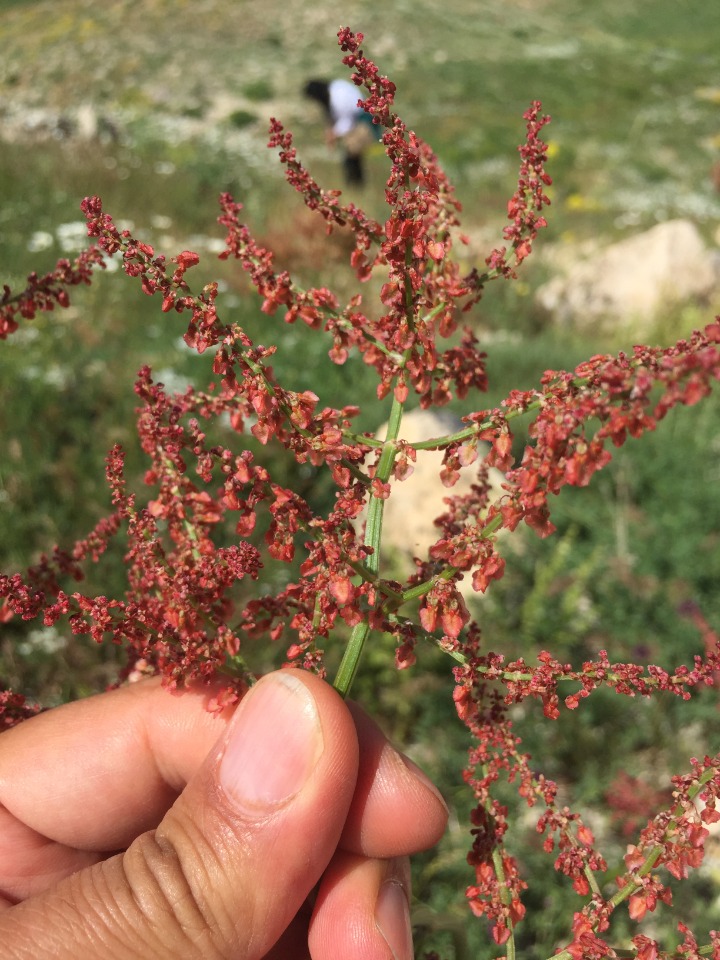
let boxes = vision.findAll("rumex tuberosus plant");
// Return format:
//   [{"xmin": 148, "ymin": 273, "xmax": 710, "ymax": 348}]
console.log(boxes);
[{"xmin": 2, "ymin": 27, "xmax": 720, "ymax": 960}]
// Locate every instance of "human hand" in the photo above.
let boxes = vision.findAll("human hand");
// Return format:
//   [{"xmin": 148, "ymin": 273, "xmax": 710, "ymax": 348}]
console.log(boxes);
[{"xmin": 0, "ymin": 670, "xmax": 448, "ymax": 958}]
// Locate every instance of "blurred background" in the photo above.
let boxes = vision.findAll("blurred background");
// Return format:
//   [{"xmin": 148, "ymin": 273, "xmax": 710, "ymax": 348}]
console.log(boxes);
[{"xmin": 2, "ymin": 0, "xmax": 720, "ymax": 956}]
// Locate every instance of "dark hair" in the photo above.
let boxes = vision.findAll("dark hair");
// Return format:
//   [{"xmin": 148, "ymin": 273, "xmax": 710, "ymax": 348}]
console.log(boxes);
[{"xmin": 303, "ymin": 79, "xmax": 331, "ymax": 114}]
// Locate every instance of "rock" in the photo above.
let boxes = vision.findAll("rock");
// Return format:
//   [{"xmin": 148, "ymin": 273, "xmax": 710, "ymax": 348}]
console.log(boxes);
[
  {"xmin": 369, "ymin": 409, "xmax": 506, "ymax": 592},
  {"xmin": 1, "ymin": 103, "xmax": 120, "ymax": 144},
  {"xmin": 535, "ymin": 219, "xmax": 720, "ymax": 335}
]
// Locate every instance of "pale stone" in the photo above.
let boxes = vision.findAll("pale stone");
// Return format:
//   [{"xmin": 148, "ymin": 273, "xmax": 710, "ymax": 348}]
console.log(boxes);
[
  {"xmin": 535, "ymin": 219, "xmax": 720, "ymax": 335},
  {"xmin": 368, "ymin": 409, "xmax": 506, "ymax": 592}
]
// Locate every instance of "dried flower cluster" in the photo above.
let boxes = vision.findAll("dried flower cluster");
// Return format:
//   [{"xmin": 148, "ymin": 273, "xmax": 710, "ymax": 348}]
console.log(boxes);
[
  {"xmin": 0, "ymin": 245, "xmax": 105, "ymax": 339},
  {"xmin": 1, "ymin": 27, "xmax": 719, "ymax": 959}
]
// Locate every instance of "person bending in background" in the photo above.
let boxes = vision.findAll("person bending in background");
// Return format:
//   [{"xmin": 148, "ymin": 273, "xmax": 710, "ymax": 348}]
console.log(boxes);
[{"xmin": 304, "ymin": 78, "xmax": 381, "ymax": 186}]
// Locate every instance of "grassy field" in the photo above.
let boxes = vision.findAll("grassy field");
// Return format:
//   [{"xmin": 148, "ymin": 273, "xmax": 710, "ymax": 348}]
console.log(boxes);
[
  {"xmin": 2, "ymin": 2, "xmax": 720, "ymax": 957},
  {"xmin": 2, "ymin": 0, "xmax": 720, "ymax": 244}
]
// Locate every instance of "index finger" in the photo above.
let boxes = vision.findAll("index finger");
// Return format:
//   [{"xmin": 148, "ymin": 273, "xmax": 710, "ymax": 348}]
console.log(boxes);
[
  {"xmin": 0, "ymin": 673, "xmax": 447, "ymax": 861},
  {"xmin": 0, "ymin": 676, "xmax": 234, "ymax": 851}
]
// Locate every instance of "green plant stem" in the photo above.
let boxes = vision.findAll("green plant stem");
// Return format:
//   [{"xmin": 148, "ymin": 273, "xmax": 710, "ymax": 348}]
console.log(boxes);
[
  {"xmin": 607, "ymin": 764, "xmax": 718, "ymax": 909},
  {"xmin": 548, "ymin": 765, "xmax": 719, "ymax": 960},
  {"xmin": 480, "ymin": 763, "xmax": 517, "ymax": 960},
  {"xmin": 553, "ymin": 948, "xmax": 718, "ymax": 960},
  {"xmin": 344, "ymin": 378, "xmax": 550, "ymax": 455},
  {"xmin": 333, "ymin": 393, "xmax": 404, "ymax": 698},
  {"xmin": 333, "ymin": 619, "xmax": 371, "ymax": 700}
]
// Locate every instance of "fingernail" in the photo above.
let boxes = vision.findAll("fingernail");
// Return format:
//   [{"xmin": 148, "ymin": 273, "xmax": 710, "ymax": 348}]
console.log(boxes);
[
  {"xmin": 219, "ymin": 671, "xmax": 323, "ymax": 813},
  {"xmin": 375, "ymin": 867, "xmax": 413, "ymax": 960}
]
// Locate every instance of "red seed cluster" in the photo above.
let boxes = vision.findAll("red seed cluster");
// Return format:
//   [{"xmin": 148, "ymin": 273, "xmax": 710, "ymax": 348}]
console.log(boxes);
[{"xmin": 2, "ymin": 26, "xmax": 720, "ymax": 959}]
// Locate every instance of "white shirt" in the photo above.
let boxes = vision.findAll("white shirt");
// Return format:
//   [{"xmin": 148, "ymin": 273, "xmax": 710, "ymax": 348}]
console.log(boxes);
[{"xmin": 328, "ymin": 79, "xmax": 364, "ymax": 137}]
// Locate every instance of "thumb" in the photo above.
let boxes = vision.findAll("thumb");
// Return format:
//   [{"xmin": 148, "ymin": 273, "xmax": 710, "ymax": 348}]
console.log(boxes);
[{"xmin": 2, "ymin": 671, "xmax": 360, "ymax": 959}]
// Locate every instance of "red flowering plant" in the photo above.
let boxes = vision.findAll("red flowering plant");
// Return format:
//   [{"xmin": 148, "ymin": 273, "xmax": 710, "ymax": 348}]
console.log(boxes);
[{"xmin": 2, "ymin": 26, "xmax": 720, "ymax": 959}]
